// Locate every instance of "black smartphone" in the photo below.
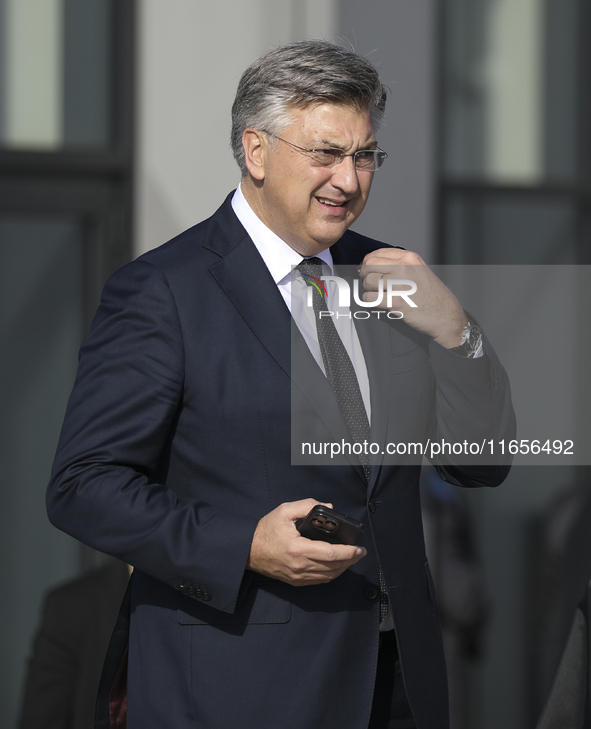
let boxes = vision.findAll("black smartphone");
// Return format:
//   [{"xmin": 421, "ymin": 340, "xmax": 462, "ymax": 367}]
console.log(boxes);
[{"xmin": 296, "ymin": 505, "xmax": 364, "ymax": 546}]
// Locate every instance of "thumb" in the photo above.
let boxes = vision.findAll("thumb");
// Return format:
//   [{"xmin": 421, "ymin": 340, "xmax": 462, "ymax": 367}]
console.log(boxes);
[{"xmin": 282, "ymin": 498, "xmax": 332, "ymax": 521}]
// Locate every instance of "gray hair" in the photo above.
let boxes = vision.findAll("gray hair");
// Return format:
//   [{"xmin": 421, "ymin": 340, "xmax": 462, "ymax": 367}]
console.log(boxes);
[{"xmin": 231, "ymin": 40, "xmax": 388, "ymax": 176}]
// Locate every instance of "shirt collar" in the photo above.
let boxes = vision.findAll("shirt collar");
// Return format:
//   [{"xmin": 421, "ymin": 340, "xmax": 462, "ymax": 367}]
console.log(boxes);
[{"xmin": 231, "ymin": 183, "xmax": 334, "ymax": 283}]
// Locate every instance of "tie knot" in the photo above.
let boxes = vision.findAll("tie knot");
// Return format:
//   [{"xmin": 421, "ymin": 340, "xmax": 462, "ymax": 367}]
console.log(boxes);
[{"xmin": 297, "ymin": 257, "xmax": 324, "ymax": 279}]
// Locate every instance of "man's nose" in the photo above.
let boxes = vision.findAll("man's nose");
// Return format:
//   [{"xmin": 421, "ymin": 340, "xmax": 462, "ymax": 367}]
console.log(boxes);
[{"xmin": 330, "ymin": 155, "xmax": 360, "ymax": 193}]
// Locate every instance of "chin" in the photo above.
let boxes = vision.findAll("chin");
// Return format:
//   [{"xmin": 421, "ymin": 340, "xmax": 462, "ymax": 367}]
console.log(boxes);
[
  {"xmin": 318, "ymin": 227, "xmax": 350, "ymax": 247},
  {"xmin": 292, "ymin": 225, "xmax": 351, "ymax": 256},
  {"xmin": 311, "ymin": 232, "xmax": 344, "ymax": 249}
]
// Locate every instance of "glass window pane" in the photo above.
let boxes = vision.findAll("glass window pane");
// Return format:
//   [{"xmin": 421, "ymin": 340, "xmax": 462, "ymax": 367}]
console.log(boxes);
[
  {"xmin": 0, "ymin": 214, "xmax": 85, "ymax": 727},
  {"xmin": 442, "ymin": 190, "xmax": 579, "ymax": 263},
  {"xmin": 0, "ymin": 0, "xmax": 113, "ymax": 150},
  {"xmin": 442, "ymin": 0, "xmax": 581, "ymax": 184}
]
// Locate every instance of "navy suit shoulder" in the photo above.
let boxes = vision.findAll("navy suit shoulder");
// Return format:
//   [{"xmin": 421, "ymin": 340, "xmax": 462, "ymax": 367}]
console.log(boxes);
[{"xmin": 133, "ymin": 191, "xmax": 248, "ymax": 268}]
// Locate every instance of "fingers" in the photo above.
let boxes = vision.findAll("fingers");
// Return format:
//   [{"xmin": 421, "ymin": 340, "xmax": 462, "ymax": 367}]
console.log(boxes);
[
  {"xmin": 295, "ymin": 539, "xmax": 366, "ymax": 567},
  {"xmin": 284, "ymin": 539, "xmax": 367, "ymax": 585},
  {"xmin": 359, "ymin": 249, "xmax": 426, "ymax": 306},
  {"xmin": 277, "ymin": 498, "xmax": 333, "ymax": 522},
  {"xmin": 359, "ymin": 248, "xmax": 425, "ymax": 278}
]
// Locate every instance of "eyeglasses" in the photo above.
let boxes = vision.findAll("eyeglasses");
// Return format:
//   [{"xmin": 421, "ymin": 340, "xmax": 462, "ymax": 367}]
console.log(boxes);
[{"xmin": 261, "ymin": 130, "xmax": 388, "ymax": 172}]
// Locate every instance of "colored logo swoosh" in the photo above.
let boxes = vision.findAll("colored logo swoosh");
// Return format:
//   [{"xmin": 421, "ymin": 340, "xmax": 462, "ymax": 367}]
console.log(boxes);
[{"xmin": 302, "ymin": 274, "xmax": 328, "ymax": 299}]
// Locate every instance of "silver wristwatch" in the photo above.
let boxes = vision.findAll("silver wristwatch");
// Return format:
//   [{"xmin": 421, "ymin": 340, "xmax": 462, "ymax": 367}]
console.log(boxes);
[{"xmin": 449, "ymin": 322, "xmax": 483, "ymax": 358}]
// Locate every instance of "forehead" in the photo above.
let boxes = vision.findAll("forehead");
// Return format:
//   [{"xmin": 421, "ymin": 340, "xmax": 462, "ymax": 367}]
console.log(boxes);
[{"xmin": 283, "ymin": 103, "xmax": 375, "ymax": 145}]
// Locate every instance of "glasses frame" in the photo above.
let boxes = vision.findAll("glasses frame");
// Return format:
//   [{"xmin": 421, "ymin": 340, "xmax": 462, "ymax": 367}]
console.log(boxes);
[{"xmin": 260, "ymin": 130, "xmax": 388, "ymax": 172}]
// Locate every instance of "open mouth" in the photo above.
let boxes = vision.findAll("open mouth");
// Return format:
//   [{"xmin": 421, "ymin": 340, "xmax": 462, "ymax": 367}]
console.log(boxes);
[{"xmin": 316, "ymin": 197, "xmax": 349, "ymax": 211}]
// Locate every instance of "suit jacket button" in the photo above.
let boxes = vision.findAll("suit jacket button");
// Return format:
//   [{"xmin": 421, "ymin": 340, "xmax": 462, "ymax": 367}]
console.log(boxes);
[
  {"xmin": 195, "ymin": 590, "xmax": 203, "ymax": 599},
  {"xmin": 202, "ymin": 592, "xmax": 212, "ymax": 602},
  {"xmin": 368, "ymin": 499, "xmax": 377, "ymax": 513},
  {"xmin": 364, "ymin": 586, "xmax": 379, "ymax": 601},
  {"xmin": 178, "ymin": 584, "xmax": 188, "ymax": 594},
  {"xmin": 188, "ymin": 586, "xmax": 197, "ymax": 596}
]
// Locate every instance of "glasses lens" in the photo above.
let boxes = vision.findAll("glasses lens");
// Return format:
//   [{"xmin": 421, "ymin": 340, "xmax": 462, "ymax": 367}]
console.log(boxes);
[
  {"xmin": 311, "ymin": 149, "xmax": 339, "ymax": 166},
  {"xmin": 308, "ymin": 147, "xmax": 387, "ymax": 170},
  {"xmin": 354, "ymin": 150, "xmax": 378, "ymax": 170}
]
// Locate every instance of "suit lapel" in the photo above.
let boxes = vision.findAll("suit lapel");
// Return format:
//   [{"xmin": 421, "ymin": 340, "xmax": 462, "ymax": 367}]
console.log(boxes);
[{"xmin": 204, "ymin": 197, "xmax": 292, "ymax": 377}]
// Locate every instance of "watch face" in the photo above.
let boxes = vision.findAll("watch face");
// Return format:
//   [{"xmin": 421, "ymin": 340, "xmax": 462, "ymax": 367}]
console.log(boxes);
[{"xmin": 467, "ymin": 325, "xmax": 482, "ymax": 352}]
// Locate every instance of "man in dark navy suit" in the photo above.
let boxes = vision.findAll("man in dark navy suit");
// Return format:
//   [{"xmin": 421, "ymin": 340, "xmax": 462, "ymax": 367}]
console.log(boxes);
[{"xmin": 47, "ymin": 40, "xmax": 515, "ymax": 729}]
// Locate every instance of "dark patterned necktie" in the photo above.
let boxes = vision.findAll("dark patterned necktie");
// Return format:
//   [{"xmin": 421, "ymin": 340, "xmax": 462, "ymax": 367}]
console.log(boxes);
[
  {"xmin": 297, "ymin": 257, "xmax": 370, "ymax": 479},
  {"xmin": 297, "ymin": 258, "xmax": 389, "ymax": 622}
]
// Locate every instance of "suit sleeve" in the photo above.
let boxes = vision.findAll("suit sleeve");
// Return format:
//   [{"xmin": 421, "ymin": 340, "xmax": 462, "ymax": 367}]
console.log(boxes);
[
  {"xmin": 46, "ymin": 260, "xmax": 257, "ymax": 614},
  {"xmin": 426, "ymin": 333, "xmax": 516, "ymax": 488}
]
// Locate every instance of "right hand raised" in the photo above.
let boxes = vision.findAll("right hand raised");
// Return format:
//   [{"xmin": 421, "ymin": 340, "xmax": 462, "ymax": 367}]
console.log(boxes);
[{"xmin": 246, "ymin": 498, "xmax": 367, "ymax": 586}]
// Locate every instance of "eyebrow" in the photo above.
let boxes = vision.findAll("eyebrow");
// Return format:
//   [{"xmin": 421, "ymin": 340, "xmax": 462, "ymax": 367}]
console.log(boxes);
[{"xmin": 314, "ymin": 139, "xmax": 378, "ymax": 150}]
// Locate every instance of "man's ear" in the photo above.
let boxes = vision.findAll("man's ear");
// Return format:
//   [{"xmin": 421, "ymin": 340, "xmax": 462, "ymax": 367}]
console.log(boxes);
[{"xmin": 242, "ymin": 128, "xmax": 267, "ymax": 181}]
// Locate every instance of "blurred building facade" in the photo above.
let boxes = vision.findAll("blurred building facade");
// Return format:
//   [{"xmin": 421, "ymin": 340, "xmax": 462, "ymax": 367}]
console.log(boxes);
[{"xmin": 1, "ymin": 1, "xmax": 589, "ymax": 727}]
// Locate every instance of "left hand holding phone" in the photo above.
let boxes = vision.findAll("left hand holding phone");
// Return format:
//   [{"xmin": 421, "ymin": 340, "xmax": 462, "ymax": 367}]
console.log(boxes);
[{"xmin": 246, "ymin": 498, "xmax": 367, "ymax": 586}]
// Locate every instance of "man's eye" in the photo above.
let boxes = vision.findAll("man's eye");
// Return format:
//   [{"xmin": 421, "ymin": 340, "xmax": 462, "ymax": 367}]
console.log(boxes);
[{"xmin": 312, "ymin": 149, "xmax": 338, "ymax": 164}]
